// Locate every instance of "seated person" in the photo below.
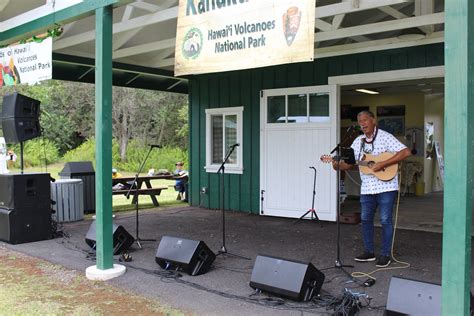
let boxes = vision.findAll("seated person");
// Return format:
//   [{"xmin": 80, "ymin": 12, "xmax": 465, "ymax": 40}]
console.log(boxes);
[
  {"xmin": 174, "ymin": 162, "xmax": 188, "ymax": 201},
  {"xmin": 112, "ymin": 168, "xmax": 130, "ymax": 190},
  {"xmin": 112, "ymin": 168, "xmax": 123, "ymax": 179}
]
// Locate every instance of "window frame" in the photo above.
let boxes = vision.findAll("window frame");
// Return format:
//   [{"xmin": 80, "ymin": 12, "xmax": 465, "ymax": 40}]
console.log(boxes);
[{"xmin": 205, "ymin": 106, "xmax": 244, "ymax": 174}]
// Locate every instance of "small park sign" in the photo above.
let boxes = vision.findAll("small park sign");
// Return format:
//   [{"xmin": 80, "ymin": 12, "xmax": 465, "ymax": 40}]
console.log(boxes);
[
  {"xmin": 0, "ymin": 37, "xmax": 52, "ymax": 86},
  {"xmin": 175, "ymin": 0, "xmax": 316, "ymax": 76}
]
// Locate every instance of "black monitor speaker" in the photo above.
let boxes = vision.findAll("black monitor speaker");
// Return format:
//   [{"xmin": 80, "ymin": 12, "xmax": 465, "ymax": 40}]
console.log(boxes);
[
  {"xmin": 249, "ymin": 254, "xmax": 325, "ymax": 302},
  {"xmin": 85, "ymin": 221, "xmax": 134, "ymax": 255},
  {"xmin": 2, "ymin": 92, "xmax": 40, "ymax": 119},
  {"xmin": 1, "ymin": 93, "xmax": 41, "ymax": 143},
  {"xmin": 385, "ymin": 276, "xmax": 441, "ymax": 316},
  {"xmin": 155, "ymin": 236, "xmax": 216, "ymax": 276},
  {"xmin": 0, "ymin": 207, "xmax": 52, "ymax": 244}
]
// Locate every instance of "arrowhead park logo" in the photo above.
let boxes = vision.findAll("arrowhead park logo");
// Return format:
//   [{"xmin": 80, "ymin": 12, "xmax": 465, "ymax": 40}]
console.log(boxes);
[{"xmin": 282, "ymin": 7, "xmax": 302, "ymax": 46}]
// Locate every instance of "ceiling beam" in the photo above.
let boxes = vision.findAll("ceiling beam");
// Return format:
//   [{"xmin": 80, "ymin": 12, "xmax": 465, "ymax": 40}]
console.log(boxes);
[
  {"xmin": 54, "ymin": 5, "xmax": 178, "ymax": 50},
  {"xmin": 0, "ymin": 0, "xmax": 133, "ymax": 45},
  {"xmin": 0, "ymin": 0, "xmax": 82, "ymax": 32},
  {"xmin": 378, "ymin": 6, "xmax": 409, "ymax": 19},
  {"xmin": 315, "ymin": 31, "xmax": 443, "ymax": 58},
  {"xmin": 316, "ymin": 0, "xmax": 413, "ymax": 18},
  {"xmin": 0, "ymin": 0, "xmax": 10, "ymax": 12},
  {"xmin": 315, "ymin": 12, "xmax": 443, "ymax": 42},
  {"xmin": 129, "ymin": 0, "xmax": 161, "ymax": 12},
  {"xmin": 113, "ymin": 38, "xmax": 175, "ymax": 59}
]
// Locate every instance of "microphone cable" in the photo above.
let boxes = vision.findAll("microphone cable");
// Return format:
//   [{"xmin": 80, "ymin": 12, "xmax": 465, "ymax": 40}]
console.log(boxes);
[{"xmin": 350, "ymin": 170, "xmax": 411, "ymax": 281}]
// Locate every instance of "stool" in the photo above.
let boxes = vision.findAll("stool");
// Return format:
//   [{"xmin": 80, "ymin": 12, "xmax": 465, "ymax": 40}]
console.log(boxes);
[{"xmin": 51, "ymin": 179, "xmax": 84, "ymax": 222}]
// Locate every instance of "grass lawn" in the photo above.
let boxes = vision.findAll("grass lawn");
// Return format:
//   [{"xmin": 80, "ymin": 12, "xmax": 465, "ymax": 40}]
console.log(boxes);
[{"xmin": 9, "ymin": 163, "xmax": 186, "ymax": 213}]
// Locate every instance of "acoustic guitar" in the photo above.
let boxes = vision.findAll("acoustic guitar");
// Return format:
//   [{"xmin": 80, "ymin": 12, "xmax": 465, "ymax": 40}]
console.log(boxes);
[{"xmin": 320, "ymin": 152, "xmax": 398, "ymax": 181}]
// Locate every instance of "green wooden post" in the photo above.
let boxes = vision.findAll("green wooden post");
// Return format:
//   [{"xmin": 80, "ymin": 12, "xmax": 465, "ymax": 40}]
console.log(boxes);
[
  {"xmin": 442, "ymin": 1, "xmax": 473, "ymax": 314},
  {"xmin": 95, "ymin": 5, "xmax": 114, "ymax": 270}
]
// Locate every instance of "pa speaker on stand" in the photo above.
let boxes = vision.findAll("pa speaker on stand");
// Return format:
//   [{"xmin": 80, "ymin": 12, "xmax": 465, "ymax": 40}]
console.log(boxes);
[{"xmin": 1, "ymin": 93, "xmax": 41, "ymax": 143}]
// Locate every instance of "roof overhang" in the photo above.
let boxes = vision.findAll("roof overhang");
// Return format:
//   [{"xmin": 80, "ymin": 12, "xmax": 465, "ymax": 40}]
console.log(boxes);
[{"xmin": 0, "ymin": 0, "xmax": 445, "ymax": 94}]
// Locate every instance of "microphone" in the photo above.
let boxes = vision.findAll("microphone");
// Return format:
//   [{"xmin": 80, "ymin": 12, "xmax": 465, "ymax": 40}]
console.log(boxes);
[
  {"xmin": 229, "ymin": 143, "xmax": 240, "ymax": 149},
  {"xmin": 149, "ymin": 144, "xmax": 162, "ymax": 148}
]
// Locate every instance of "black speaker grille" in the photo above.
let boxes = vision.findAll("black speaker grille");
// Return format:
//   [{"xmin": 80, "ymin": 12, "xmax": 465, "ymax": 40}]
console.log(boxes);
[
  {"xmin": 0, "ymin": 207, "xmax": 51, "ymax": 244},
  {"xmin": 1, "ymin": 117, "xmax": 41, "ymax": 143},
  {"xmin": 0, "ymin": 173, "xmax": 51, "ymax": 209},
  {"xmin": 155, "ymin": 236, "xmax": 216, "ymax": 276},
  {"xmin": 250, "ymin": 255, "xmax": 325, "ymax": 301},
  {"xmin": 1, "ymin": 92, "xmax": 40, "ymax": 119},
  {"xmin": 85, "ymin": 221, "xmax": 134, "ymax": 255}
]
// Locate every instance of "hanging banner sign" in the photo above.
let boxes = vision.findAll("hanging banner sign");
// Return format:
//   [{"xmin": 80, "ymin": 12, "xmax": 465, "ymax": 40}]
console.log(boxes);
[
  {"xmin": 175, "ymin": 0, "xmax": 316, "ymax": 76},
  {"xmin": 0, "ymin": 37, "xmax": 52, "ymax": 86}
]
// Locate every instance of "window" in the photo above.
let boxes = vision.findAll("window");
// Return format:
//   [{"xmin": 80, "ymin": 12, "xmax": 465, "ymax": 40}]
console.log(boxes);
[
  {"xmin": 205, "ymin": 106, "xmax": 243, "ymax": 174},
  {"xmin": 266, "ymin": 91, "xmax": 330, "ymax": 124}
]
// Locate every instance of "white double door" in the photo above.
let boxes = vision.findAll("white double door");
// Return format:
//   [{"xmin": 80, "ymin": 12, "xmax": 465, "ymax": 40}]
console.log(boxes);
[{"xmin": 260, "ymin": 85, "xmax": 339, "ymax": 221}]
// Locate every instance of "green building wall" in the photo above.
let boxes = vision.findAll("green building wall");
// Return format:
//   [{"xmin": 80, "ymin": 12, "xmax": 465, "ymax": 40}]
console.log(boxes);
[{"xmin": 188, "ymin": 43, "xmax": 444, "ymax": 213}]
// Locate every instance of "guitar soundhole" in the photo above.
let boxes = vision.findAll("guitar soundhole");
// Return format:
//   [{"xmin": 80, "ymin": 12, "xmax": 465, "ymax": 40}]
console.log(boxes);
[{"xmin": 367, "ymin": 161, "xmax": 375, "ymax": 168}]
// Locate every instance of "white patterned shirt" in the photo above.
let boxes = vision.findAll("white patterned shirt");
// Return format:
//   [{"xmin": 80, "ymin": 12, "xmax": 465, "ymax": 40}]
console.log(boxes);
[{"xmin": 350, "ymin": 128, "xmax": 407, "ymax": 195}]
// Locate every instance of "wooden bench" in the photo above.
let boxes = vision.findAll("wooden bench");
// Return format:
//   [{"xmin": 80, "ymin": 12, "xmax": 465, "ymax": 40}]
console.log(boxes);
[{"xmin": 112, "ymin": 186, "xmax": 168, "ymax": 207}]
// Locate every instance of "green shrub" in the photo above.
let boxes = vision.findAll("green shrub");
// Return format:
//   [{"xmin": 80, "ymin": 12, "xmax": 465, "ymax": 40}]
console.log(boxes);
[
  {"xmin": 62, "ymin": 138, "xmax": 121, "ymax": 166},
  {"xmin": 62, "ymin": 138, "xmax": 188, "ymax": 173},
  {"xmin": 115, "ymin": 140, "xmax": 188, "ymax": 173},
  {"xmin": 11, "ymin": 138, "xmax": 60, "ymax": 168}
]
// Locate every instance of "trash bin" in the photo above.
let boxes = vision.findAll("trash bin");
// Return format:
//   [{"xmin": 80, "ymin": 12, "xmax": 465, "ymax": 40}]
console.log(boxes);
[
  {"xmin": 51, "ymin": 179, "xmax": 84, "ymax": 222},
  {"xmin": 59, "ymin": 161, "xmax": 95, "ymax": 213}
]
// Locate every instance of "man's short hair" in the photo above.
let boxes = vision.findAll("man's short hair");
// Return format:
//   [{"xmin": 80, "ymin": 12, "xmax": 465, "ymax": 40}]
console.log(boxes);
[
  {"xmin": 357, "ymin": 110, "xmax": 375, "ymax": 118},
  {"xmin": 175, "ymin": 162, "xmax": 184, "ymax": 166}
]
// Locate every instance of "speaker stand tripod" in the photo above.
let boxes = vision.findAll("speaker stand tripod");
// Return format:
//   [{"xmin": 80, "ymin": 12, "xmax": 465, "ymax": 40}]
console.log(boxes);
[
  {"xmin": 126, "ymin": 145, "xmax": 158, "ymax": 249},
  {"xmin": 215, "ymin": 144, "xmax": 250, "ymax": 260},
  {"xmin": 293, "ymin": 166, "xmax": 322, "ymax": 226}
]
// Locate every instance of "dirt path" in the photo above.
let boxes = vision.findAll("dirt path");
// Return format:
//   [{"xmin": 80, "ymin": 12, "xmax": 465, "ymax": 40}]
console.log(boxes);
[{"xmin": 0, "ymin": 246, "xmax": 183, "ymax": 315}]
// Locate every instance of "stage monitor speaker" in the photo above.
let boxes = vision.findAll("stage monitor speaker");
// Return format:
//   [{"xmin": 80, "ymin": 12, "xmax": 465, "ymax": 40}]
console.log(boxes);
[
  {"xmin": 85, "ymin": 221, "xmax": 134, "ymax": 255},
  {"xmin": 1, "ymin": 117, "xmax": 41, "ymax": 143},
  {"xmin": 1, "ymin": 92, "xmax": 40, "ymax": 119},
  {"xmin": 0, "ymin": 207, "xmax": 51, "ymax": 244},
  {"xmin": 249, "ymin": 254, "xmax": 325, "ymax": 302},
  {"xmin": 385, "ymin": 276, "xmax": 441, "ymax": 316},
  {"xmin": 155, "ymin": 236, "xmax": 216, "ymax": 276},
  {"xmin": 0, "ymin": 173, "xmax": 51, "ymax": 210}
]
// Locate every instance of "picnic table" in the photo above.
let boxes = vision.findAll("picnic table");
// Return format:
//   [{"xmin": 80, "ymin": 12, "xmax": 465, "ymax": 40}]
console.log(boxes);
[{"xmin": 112, "ymin": 174, "xmax": 178, "ymax": 207}]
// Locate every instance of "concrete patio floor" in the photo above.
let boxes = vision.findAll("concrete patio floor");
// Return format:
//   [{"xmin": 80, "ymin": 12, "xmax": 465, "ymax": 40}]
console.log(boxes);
[{"xmin": 2, "ymin": 192, "xmax": 470, "ymax": 315}]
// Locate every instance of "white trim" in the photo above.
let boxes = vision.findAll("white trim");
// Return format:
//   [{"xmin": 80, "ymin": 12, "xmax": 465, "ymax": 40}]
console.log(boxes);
[
  {"xmin": 260, "ymin": 85, "xmax": 339, "ymax": 221},
  {"xmin": 205, "ymin": 106, "xmax": 244, "ymax": 174},
  {"xmin": 328, "ymin": 66, "xmax": 445, "ymax": 85}
]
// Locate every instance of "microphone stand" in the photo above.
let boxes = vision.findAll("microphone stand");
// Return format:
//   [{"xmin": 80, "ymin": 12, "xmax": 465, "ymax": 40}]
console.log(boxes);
[
  {"xmin": 216, "ymin": 145, "xmax": 249, "ymax": 260},
  {"xmin": 126, "ymin": 145, "xmax": 157, "ymax": 249},
  {"xmin": 329, "ymin": 128, "xmax": 358, "ymax": 270},
  {"xmin": 293, "ymin": 166, "xmax": 322, "ymax": 225}
]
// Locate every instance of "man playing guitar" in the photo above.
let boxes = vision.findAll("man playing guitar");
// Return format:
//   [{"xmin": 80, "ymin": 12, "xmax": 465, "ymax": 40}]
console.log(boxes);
[{"xmin": 333, "ymin": 110, "xmax": 411, "ymax": 267}]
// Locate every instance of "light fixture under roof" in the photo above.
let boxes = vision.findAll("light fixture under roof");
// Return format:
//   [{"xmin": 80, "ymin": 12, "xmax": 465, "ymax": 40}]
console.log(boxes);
[{"xmin": 355, "ymin": 88, "xmax": 379, "ymax": 95}]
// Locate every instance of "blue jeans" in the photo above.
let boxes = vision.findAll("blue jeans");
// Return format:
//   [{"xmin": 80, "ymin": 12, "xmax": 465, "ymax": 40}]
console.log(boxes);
[{"xmin": 360, "ymin": 191, "xmax": 397, "ymax": 257}]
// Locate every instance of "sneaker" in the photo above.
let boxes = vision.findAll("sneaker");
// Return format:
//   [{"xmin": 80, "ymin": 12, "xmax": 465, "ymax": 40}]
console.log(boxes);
[
  {"xmin": 354, "ymin": 251, "xmax": 376, "ymax": 262},
  {"xmin": 376, "ymin": 255, "xmax": 391, "ymax": 267}
]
